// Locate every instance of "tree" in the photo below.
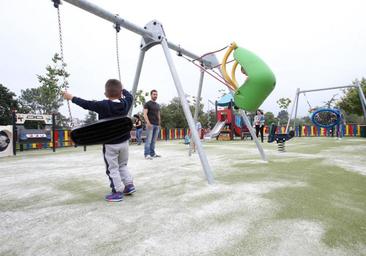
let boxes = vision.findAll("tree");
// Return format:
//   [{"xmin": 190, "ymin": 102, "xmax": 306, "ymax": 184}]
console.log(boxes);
[
  {"xmin": 18, "ymin": 88, "xmax": 42, "ymax": 114},
  {"xmin": 55, "ymin": 113, "xmax": 72, "ymax": 129},
  {"xmin": 160, "ymin": 97, "xmax": 187, "ymax": 129},
  {"xmin": 191, "ymin": 96, "xmax": 205, "ymax": 118},
  {"xmin": 337, "ymin": 78, "xmax": 366, "ymax": 117},
  {"xmin": 277, "ymin": 97, "xmax": 291, "ymax": 110},
  {"xmin": 18, "ymin": 53, "xmax": 69, "ymax": 114},
  {"xmin": 205, "ymin": 110, "xmax": 216, "ymax": 129},
  {"xmin": 276, "ymin": 97, "xmax": 292, "ymax": 125},
  {"xmin": 84, "ymin": 111, "xmax": 97, "ymax": 125},
  {"xmin": 134, "ymin": 89, "xmax": 148, "ymax": 108},
  {"xmin": 0, "ymin": 84, "xmax": 18, "ymax": 125},
  {"xmin": 277, "ymin": 110, "xmax": 289, "ymax": 124},
  {"xmin": 264, "ymin": 111, "xmax": 276, "ymax": 126},
  {"xmin": 323, "ymin": 93, "xmax": 338, "ymax": 108},
  {"xmin": 159, "ymin": 97, "xmax": 207, "ymax": 129},
  {"xmin": 192, "ymin": 99, "xmax": 208, "ymax": 128}
]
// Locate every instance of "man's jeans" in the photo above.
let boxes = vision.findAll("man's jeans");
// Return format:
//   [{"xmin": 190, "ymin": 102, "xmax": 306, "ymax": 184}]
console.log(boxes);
[{"xmin": 144, "ymin": 125, "xmax": 160, "ymax": 157}]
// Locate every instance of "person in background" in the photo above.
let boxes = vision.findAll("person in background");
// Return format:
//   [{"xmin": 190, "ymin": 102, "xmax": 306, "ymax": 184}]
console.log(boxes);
[
  {"xmin": 253, "ymin": 109, "xmax": 265, "ymax": 143},
  {"xmin": 133, "ymin": 114, "xmax": 143, "ymax": 145},
  {"xmin": 143, "ymin": 89, "xmax": 161, "ymax": 159}
]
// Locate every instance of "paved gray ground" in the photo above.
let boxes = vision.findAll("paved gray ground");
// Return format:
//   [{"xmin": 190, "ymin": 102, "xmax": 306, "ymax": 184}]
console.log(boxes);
[{"xmin": 0, "ymin": 137, "xmax": 365, "ymax": 256}]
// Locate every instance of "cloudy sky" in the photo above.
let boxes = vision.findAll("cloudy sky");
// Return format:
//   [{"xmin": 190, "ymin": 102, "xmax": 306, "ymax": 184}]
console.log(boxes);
[{"xmin": 1, "ymin": 0, "xmax": 365, "ymax": 119}]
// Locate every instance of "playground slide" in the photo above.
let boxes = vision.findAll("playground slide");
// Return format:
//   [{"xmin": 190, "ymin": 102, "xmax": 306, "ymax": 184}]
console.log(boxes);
[
  {"xmin": 234, "ymin": 115, "xmax": 243, "ymax": 137},
  {"xmin": 204, "ymin": 121, "xmax": 226, "ymax": 139}
]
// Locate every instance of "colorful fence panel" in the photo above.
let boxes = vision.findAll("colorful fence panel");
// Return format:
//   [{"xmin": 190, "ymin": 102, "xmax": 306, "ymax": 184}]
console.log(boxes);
[
  {"xmin": 290, "ymin": 124, "xmax": 362, "ymax": 137},
  {"xmin": 158, "ymin": 128, "xmax": 189, "ymax": 140},
  {"xmin": 17, "ymin": 129, "xmax": 74, "ymax": 151},
  {"xmin": 16, "ymin": 124, "xmax": 364, "ymax": 151}
]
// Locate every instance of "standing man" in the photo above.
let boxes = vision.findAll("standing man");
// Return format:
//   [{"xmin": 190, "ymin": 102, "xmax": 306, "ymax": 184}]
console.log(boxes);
[{"xmin": 144, "ymin": 89, "xmax": 161, "ymax": 159}]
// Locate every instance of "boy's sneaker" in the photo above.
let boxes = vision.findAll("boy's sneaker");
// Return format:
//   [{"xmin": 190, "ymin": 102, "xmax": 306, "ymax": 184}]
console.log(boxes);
[
  {"xmin": 152, "ymin": 154, "xmax": 161, "ymax": 158},
  {"xmin": 123, "ymin": 184, "xmax": 136, "ymax": 195},
  {"xmin": 145, "ymin": 155, "xmax": 153, "ymax": 160},
  {"xmin": 105, "ymin": 192, "xmax": 123, "ymax": 202}
]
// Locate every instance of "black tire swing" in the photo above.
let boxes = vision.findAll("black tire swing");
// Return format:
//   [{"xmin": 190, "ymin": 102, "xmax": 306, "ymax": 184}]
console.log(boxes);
[
  {"xmin": 53, "ymin": 1, "xmax": 132, "ymax": 146},
  {"xmin": 71, "ymin": 116, "xmax": 133, "ymax": 146}
]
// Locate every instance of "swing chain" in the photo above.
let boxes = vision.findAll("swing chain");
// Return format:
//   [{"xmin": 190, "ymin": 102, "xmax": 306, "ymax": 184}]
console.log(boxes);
[
  {"xmin": 55, "ymin": 3, "xmax": 74, "ymax": 127},
  {"xmin": 303, "ymin": 92, "xmax": 313, "ymax": 112},
  {"xmin": 114, "ymin": 14, "xmax": 122, "ymax": 82}
]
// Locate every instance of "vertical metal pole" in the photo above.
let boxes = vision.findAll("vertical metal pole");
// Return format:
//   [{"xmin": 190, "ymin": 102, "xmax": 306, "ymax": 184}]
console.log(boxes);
[
  {"xmin": 193, "ymin": 70, "xmax": 204, "ymax": 123},
  {"xmin": 215, "ymin": 101, "xmax": 218, "ymax": 123},
  {"xmin": 160, "ymin": 38, "xmax": 214, "ymax": 184},
  {"xmin": 189, "ymin": 70, "xmax": 204, "ymax": 156},
  {"xmin": 52, "ymin": 113, "xmax": 56, "ymax": 152},
  {"xmin": 12, "ymin": 111, "xmax": 16, "ymax": 156},
  {"xmin": 128, "ymin": 49, "xmax": 146, "ymax": 117},
  {"xmin": 293, "ymin": 90, "xmax": 300, "ymax": 130},
  {"xmin": 356, "ymin": 80, "xmax": 366, "ymax": 121},
  {"xmin": 286, "ymin": 88, "xmax": 299, "ymax": 133},
  {"xmin": 229, "ymin": 101, "xmax": 234, "ymax": 140},
  {"xmin": 239, "ymin": 109, "xmax": 267, "ymax": 161}
]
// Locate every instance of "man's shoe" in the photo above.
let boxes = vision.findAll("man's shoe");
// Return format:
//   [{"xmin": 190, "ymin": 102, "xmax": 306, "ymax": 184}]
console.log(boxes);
[
  {"xmin": 105, "ymin": 192, "xmax": 123, "ymax": 202},
  {"xmin": 145, "ymin": 155, "xmax": 153, "ymax": 160},
  {"xmin": 123, "ymin": 184, "xmax": 136, "ymax": 195},
  {"xmin": 152, "ymin": 154, "xmax": 161, "ymax": 158}
]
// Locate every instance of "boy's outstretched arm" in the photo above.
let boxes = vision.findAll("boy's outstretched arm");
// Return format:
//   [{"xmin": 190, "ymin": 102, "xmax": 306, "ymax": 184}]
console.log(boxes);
[{"xmin": 62, "ymin": 91, "xmax": 104, "ymax": 113}]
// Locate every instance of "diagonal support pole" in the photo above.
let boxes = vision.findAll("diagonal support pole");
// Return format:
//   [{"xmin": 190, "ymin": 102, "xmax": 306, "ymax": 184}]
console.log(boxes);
[
  {"xmin": 239, "ymin": 109, "xmax": 267, "ymax": 162},
  {"xmin": 189, "ymin": 70, "xmax": 205, "ymax": 156},
  {"xmin": 161, "ymin": 38, "xmax": 214, "ymax": 184},
  {"xmin": 128, "ymin": 49, "xmax": 146, "ymax": 117}
]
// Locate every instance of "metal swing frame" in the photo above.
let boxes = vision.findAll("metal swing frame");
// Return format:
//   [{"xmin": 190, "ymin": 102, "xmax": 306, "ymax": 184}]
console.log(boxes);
[
  {"xmin": 53, "ymin": 0, "xmax": 268, "ymax": 184},
  {"xmin": 285, "ymin": 82, "xmax": 366, "ymax": 133}
]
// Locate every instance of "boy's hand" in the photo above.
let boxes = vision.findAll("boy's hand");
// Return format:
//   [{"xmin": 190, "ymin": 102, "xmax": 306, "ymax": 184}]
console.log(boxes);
[{"xmin": 62, "ymin": 91, "xmax": 73, "ymax": 101}]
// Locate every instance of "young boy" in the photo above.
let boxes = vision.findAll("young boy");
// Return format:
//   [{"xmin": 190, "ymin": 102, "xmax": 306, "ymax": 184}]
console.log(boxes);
[{"xmin": 62, "ymin": 79, "xmax": 135, "ymax": 202}]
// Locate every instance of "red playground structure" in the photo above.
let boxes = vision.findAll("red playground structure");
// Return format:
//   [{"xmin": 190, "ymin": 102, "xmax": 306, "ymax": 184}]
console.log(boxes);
[{"xmin": 213, "ymin": 94, "xmax": 251, "ymax": 140}]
